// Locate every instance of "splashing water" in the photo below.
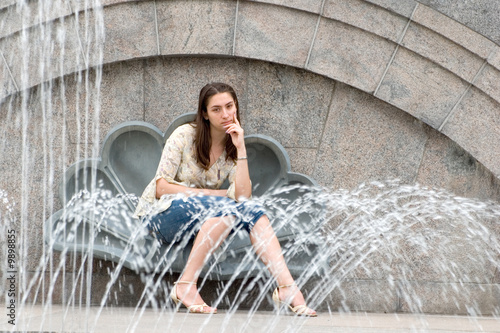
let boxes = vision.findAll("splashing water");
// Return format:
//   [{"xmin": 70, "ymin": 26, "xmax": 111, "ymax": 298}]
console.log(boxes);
[
  {"xmin": 4, "ymin": 179, "xmax": 500, "ymax": 332},
  {"xmin": 1, "ymin": 0, "xmax": 105, "ymax": 331}
]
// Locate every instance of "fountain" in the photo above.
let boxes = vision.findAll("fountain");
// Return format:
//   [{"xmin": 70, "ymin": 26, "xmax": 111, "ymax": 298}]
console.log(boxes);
[{"xmin": 1, "ymin": 0, "xmax": 500, "ymax": 332}]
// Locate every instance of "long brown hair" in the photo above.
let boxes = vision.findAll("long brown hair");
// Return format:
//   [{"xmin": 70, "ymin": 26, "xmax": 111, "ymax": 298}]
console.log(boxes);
[{"xmin": 193, "ymin": 82, "xmax": 240, "ymax": 170}]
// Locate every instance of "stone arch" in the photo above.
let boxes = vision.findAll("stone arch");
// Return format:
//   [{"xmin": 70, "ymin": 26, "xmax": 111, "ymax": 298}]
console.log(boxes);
[{"xmin": 1, "ymin": 0, "xmax": 499, "ymax": 180}]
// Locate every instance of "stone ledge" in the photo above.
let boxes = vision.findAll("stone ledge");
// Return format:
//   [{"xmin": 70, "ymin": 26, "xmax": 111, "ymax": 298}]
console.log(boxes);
[
  {"xmin": 412, "ymin": 4, "xmax": 497, "ymax": 60},
  {"xmin": 365, "ymin": 0, "xmax": 417, "ymax": 18},
  {"xmin": 375, "ymin": 47, "xmax": 469, "ymax": 130},
  {"xmin": 307, "ymin": 17, "xmax": 397, "ymax": 94},
  {"xmin": 400, "ymin": 22, "xmax": 485, "ymax": 83},
  {"xmin": 246, "ymin": 0, "xmax": 324, "ymax": 14},
  {"xmin": 0, "ymin": 0, "xmax": 495, "ymax": 100},
  {"xmin": 323, "ymin": 0, "xmax": 409, "ymax": 43},
  {"xmin": 474, "ymin": 63, "xmax": 500, "ymax": 105}
]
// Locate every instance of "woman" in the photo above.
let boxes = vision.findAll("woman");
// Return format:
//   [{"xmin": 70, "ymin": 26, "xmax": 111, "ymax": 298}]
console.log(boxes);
[{"xmin": 134, "ymin": 82, "xmax": 316, "ymax": 316}]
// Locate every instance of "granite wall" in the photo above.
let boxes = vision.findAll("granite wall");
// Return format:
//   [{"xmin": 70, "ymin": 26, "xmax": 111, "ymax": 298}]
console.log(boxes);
[{"xmin": 1, "ymin": 0, "xmax": 499, "ymax": 314}]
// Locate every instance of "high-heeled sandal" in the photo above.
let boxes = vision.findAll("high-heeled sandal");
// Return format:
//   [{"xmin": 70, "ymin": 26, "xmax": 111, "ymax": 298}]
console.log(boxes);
[
  {"xmin": 170, "ymin": 281, "xmax": 217, "ymax": 314},
  {"xmin": 272, "ymin": 283, "xmax": 317, "ymax": 317}
]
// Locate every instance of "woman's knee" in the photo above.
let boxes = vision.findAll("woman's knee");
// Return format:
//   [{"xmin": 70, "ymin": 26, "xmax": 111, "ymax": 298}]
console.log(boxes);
[
  {"xmin": 250, "ymin": 214, "xmax": 273, "ymax": 237},
  {"xmin": 202, "ymin": 215, "xmax": 236, "ymax": 231},
  {"xmin": 197, "ymin": 216, "xmax": 235, "ymax": 247},
  {"xmin": 254, "ymin": 214, "xmax": 270, "ymax": 228}
]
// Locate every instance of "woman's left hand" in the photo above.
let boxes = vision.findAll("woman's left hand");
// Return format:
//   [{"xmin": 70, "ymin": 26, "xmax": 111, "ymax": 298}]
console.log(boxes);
[{"xmin": 224, "ymin": 113, "xmax": 245, "ymax": 150}]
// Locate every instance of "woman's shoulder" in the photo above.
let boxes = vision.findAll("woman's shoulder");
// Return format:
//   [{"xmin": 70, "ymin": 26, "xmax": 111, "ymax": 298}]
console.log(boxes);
[{"xmin": 169, "ymin": 123, "xmax": 196, "ymax": 140}]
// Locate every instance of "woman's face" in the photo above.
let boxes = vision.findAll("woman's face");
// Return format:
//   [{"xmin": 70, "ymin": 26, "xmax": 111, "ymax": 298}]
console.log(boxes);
[{"xmin": 205, "ymin": 92, "xmax": 237, "ymax": 133}]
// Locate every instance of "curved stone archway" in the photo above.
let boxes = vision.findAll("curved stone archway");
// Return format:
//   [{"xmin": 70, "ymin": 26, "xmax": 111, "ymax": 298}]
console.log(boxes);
[{"xmin": 1, "ymin": 0, "xmax": 499, "ymax": 178}]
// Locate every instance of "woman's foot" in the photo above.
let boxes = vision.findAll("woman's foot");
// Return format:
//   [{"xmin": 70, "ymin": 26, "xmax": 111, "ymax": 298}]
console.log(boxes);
[
  {"xmin": 273, "ymin": 283, "xmax": 317, "ymax": 317},
  {"xmin": 170, "ymin": 281, "xmax": 217, "ymax": 314}
]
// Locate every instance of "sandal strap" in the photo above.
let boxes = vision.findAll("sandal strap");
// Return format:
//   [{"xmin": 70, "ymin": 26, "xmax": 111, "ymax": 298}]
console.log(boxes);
[
  {"xmin": 187, "ymin": 303, "xmax": 209, "ymax": 311},
  {"xmin": 278, "ymin": 283, "xmax": 296, "ymax": 289},
  {"xmin": 175, "ymin": 281, "xmax": 197, "ymax": 285},
  {"xmin": 291, "ymin": 304, "xmax": 310, "ymax": 314}
]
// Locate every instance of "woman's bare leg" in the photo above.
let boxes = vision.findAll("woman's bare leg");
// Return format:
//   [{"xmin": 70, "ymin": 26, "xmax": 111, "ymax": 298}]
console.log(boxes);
[
  {"xmin": 175, "ymin": 216, "xmax": 234, "ymax": 309},
  {"xmin": 250, "ymin": 215, "xmax": 315, "ymax": 313}
]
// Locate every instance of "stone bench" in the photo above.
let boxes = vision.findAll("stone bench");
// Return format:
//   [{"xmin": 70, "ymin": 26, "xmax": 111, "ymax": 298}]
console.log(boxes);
[{"xmin": 44, "ymin": 113, "xmax": 327, "ymax": 280}]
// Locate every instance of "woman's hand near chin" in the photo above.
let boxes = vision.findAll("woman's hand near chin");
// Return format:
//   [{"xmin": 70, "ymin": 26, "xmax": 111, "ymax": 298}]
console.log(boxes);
[{"xmin": 224, "ymin": 113, "xmax": 245, "ymax": 151}]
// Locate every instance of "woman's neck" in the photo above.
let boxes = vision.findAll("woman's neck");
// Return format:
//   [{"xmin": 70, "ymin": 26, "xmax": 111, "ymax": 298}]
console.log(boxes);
[{"xmin": 210, "ymin": 129, "xmax": 226, "ymax": 148}]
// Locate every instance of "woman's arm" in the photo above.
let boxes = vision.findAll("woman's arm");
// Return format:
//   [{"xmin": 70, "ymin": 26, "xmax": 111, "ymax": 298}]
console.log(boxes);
[
  {"xmin": 154, "ymin": 125, "xmax": 227, "ymax": 199},
  {"xmin": 155, "ymin": 178, "xmax": 227, "ymax": 199},
  {"xmin": 225, "ymin": 114, "xmax": 252, "ymax": 199}
]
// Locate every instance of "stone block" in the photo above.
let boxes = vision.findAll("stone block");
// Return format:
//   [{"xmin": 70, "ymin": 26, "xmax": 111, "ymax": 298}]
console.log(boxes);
[
  {"xmin": 98, "ymin": 61, "xmax": 146, "ymax": 133},
  {"xmin": 388, "ymin": 217, "xmax": 498, "ymax": 284},
  {"xmin": 323, "ymin": 0, "xmax": 408, "ymax": 42},
  {"xmin": 244, "ymin": 61, "xmax": 334, "ymax": 148},
  {"xmin": 412, "ymin": 4, "xmax": 496, "ymax": 60},
  {"xmin": 489, "ymin": 45, "xmax": 500, "ymax": 70},
  {"xmin": 235, "ymin": 1, "xmax": 317, "ymax": 68},
  {"xmin": 94, "ymin": 1, "xmax": 157, "ymax": 65},
  {"xmin": 90, "ymin": 268, "xmax": 145, "ymax": 306},
  {"xmin": 143, "ymin": 57, "xmax": 249, "ymax": 130},
  {"xmin": 0, "ymin": 94, "xmax": 68, "ymax": 270},
  {"xmin": 0, "ymin": 0, "xmax": 72, "ymax": 39},
  {"xmin": 308, "ymin": 17, "xmax": 396, "ymax": 93},
  {"xmin": 23, "ymin": 265, "xmax": 144, "ymax": 306},
  {"xmin": 416, "ymin": 0, "xmax": 500, "ymax": 46},
  {"xmin": 1, "ymin": 16, "xmax": 83, "ymax": 91},
  {"xmin": 63, "ymin": 61, "xmax": 145, "ymax": 145},
  {"xmin": 364, "ymin": 0, "xmax": 417, "ymax": 18},
  {"xmin": 398, "ymin": 281, "xmax": 500, "ymax": 315},
  {"xmin": 375, "ymin": 47, "xmax": 469, "ymax": 129},
  {"xmin": 0, "ymin": 50, "xmax": 17, "ymax": 100},
  {"xmin": 441, "ymin": 87, "xmax": 500, "ymax": 178},
  {"xmin": 0, "ymin": 0, "xmax": 17, "ymax": 10},
  {"xmin": 494, "ymin": 267, "xmax": 500, "ymax": 284},
  {"xmin": 313, "ymin": 83, "xmax": 427, "ymax": 189},
  {"xmin": 416, "ymin": 128, "xmax": 500, "ymax": 201},
  {"xmin": 474, "ymin": 64, "xmax": 500, "ymax": 105},
  {"xmin": 157, "ymin": 0, "xmax": 236, "ymax": 56},
  {"xmin": 328, "ymin": 279, "xmax": 398, "ymax": 313},
  {"xmin": 287, "ymin": 148, "xmax": 318, "ymax": 176},
  {"xmin": 245, "ymin": 0, "xmax": 323, "ymax": 14},
  {"xmin": 400, "ymin": 22, "xmax": 485, "ymax": 83}
]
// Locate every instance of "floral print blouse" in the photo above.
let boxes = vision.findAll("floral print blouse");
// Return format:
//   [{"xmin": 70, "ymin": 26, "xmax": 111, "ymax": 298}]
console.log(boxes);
[{"xmin": 134, "ymin": 124, "xmax": 237, "ymax": 218}]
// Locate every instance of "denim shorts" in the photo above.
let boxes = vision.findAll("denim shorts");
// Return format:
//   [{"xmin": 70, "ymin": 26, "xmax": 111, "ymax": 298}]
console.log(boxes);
[{"xmin": 144, "ymin": 195, "xmax": 266, "ymax": 244}]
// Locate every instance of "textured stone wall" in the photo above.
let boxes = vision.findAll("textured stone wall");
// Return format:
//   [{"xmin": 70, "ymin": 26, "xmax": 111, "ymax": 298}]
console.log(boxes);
[
  {"xmin": 417, "ymin": 0, "xmax": 500, "ymax": 44},
  {"xmin": 1, "ymin": 0, "xmax": 499, "ymax": 314}
]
